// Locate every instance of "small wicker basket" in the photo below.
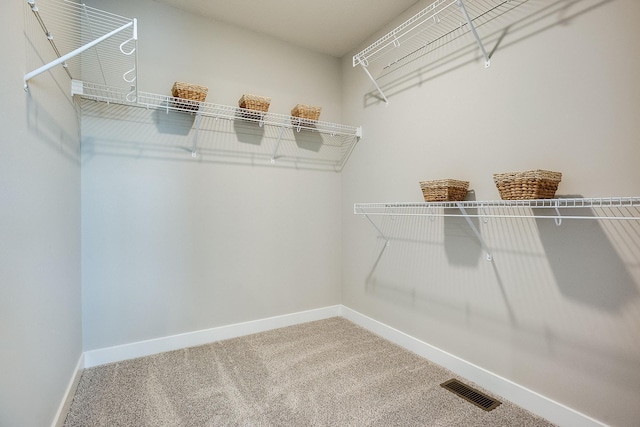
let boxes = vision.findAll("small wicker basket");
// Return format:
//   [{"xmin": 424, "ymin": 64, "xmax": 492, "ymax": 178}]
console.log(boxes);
[
  {"xmin": 420, "ymin": 179, "xmax": 469, "ymax": 202},
  {"xmin": 238, "ymin": 94, "xmax": 271, "ymax": 112},
  {"xmin": 171, "ymin": 82, "xmax": 208, "ymax": 111},
  {"xmin": 493, "ymin": 170, "xmax": 562, "ymax": 200},
  {"xmin": 291, "ymin": 104, "xmax": 322, "ymax": 121}
]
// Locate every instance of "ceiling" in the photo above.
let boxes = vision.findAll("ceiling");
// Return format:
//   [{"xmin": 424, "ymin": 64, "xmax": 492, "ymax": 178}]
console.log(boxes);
[{"xmin": 152, "ymin": 0, "xmax": 423, "ymax": 57}]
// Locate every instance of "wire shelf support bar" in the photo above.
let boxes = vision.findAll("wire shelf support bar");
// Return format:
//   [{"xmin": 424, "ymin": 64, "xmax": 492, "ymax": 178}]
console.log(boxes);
[
  {"xmin": 359, "ymin": 62, "xmax": 389, "ymax": 105},
  {"xmin": 24, "ymin": 0, "xmax": 138, "ymax": 94},
  {"xmin": 191, "ymin": 110, "xmax": 203, "ymax": 158},
  {"xmin": 361, "ymin": 214, "xmax": 390, "ymax": 247},
  {"xmin": 271, "ymin": 126, "xmax": 286, "ymax": 164},
  {"xmin": 24, "ymin": 19, "xmax": 135, "ymax": 89},
  {"xmin": 457, "ymin": 203, "xmax": 492, "ymax": 261},
  {"xmin": 457, "ymin": 0, "xmax": 490, "ymax": 67}
]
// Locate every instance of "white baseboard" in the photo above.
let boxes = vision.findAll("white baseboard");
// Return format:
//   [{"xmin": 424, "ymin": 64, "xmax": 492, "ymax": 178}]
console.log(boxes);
[
  {"xmin": 340, "ymin": 306, "xmax": 607, "ymax": 427},
  {"xmin": 52, "ymin": 353, "xmax": 84, "ymax": 427},
  {"xmin": 83, "ymin": 305, "xmax": 342, "ymax": 368}
]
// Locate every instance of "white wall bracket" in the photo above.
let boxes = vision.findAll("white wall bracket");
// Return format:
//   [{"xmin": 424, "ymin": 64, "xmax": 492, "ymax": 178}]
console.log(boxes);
[
  {"xmin": 359, "ymin": 62, "xmax": 389, "ymax": 105},
  {"xmin": 191, "ymin": 110, "xmax": 203, "ymax": 158},
  {"xmin": 457, "ymin": 0, "xmax": 491, "ymax": 68},
  {"xmin": 271, "ymin": 126, "xmax": 286, "ymax": 164},
  {"xmin": 362, "ymin": 214, "xmax": 391, "ymax": 247},
  {"xmin": 456, "ymin": 203, "xmax": 493, "ymax": 261}
]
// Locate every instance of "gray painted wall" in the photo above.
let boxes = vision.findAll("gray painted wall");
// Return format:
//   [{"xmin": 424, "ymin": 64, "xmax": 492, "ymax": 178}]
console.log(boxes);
[
  {"xmin": 80, "ymin": 0, "xmax": 343, "ymax": 351},
  {"xmin": 0, "ymin": 2, "xmax": 82, "ymax": 427},
  {"xmin": 341, "ymin": 0, "xmax": 640, "ymax": 426}
]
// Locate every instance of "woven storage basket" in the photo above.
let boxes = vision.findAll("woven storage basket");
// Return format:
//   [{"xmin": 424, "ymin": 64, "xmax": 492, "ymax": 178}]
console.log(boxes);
[
  {"xmin": 291, "ymin": 104, "xmax": 322, "ymax": 121},
  {"xmin": 238, "ymin": 94, "xmax": 271, "ymax": 112},
  {"xmin": 420, "ymin": 179, "xmax": 469, "ymax": 202},
  {"xmin": 171, "ymin": 82, "xmax": 208, "ymax": 111},
  {"xmin": 493, "ymin": 170, "xmax": 562, "ymax": 200}
]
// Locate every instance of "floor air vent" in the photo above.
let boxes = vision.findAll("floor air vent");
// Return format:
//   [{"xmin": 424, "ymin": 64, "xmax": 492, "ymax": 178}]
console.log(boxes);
[{"xmin": 441, "ymin": 379, "xmax": 502, "ymax": 411}]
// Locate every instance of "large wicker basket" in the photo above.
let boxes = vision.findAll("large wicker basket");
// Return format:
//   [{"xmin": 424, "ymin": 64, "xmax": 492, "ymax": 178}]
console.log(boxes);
[
  {"xmin": 420, "ymin": 179, "xmax": 469, "ymax": 202},
  {"xmin": 238, "ymin": 94, "xmax": 271, "ymax": 112},
  {"xmin": 291, "ymin": 104, "xmax": 322, "ymax": 121},
  {"xmin": 171, "ymin": 82, "xmax": 208, "ymax": 111},
  {"xmin": 493, "ymin": 170, "xmax": 562, "ymax": 200}
]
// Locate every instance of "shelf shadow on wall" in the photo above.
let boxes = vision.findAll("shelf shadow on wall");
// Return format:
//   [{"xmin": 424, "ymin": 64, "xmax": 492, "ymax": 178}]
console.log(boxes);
[
  {"xmin": 25, "ymin": 87, "xmax": 81, "ymax": 165},
  {"xmin": 358, "ymin": 204, "xmax": 640, "ymax": 408},
  {"xmin": 24, "ymin": 16, "xmax": 81, "ymax": 164},
  {"xmin": 153, "ymin": 108, "xmax": 195, "ymax": 136},
  {"xmin": 293, "ymin": 127, "xmax": 323, "ymax": 153},
  {"xmin": 535, "ymin": 196, "xmax": 639, "ymax": 312},
  {"xmin": 444, "ymin": 191, "xmax": 483, "ymax": 267},
  {"xmin": 363, "ymin": 0, "xmax": 613, "ymax": 107},
  {"xmin": 361, "ymin": 212, "xmax": 518, "ymax": 329},
  {"xmin": 233, "ymin": 118, "xmax": 265, "ymax": 146},
  {"xmin": 364, "ymin": 192, "xmax": 488, "ymax": 290},
  {"xmin": 363, "ymin": 199, "xmax": 515, "ymax": 324}
]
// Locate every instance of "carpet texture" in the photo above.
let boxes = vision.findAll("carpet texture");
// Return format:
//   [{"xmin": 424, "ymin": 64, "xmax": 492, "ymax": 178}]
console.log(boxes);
[{"xmin": 64, "ymin": 317, "xmax": 556, "ymax": 426}]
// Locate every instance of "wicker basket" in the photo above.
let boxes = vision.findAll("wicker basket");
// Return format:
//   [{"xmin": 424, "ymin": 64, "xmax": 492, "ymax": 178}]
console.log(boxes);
[
  {"xmin": 291, "ymin": 104, "xmax": 322, "ymax": 121},
  {"xmin": 493, "ymin": 170, "xmax": 562, "ymax": 200},
  {"xmin": 238, "ymin": 94, "xmax": 271, "ymax": 112},
  {"xmin": 420, "ymin": 179, "xmax": 469, "ymax": 202},
  {"xmin": 171, "ymin": 82, "xmax": 208, "ymax": 111}
]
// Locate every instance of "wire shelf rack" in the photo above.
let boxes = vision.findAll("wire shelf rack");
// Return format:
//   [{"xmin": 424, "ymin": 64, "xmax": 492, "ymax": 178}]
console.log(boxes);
[
  {"xmin": 354, "ymin": 198, "xmax": 640, "ymax": 220},
  {"xmin": 74, "ymin": 81, "xmax": 362, "ymax": 169},
  {"xmin": 355, "ymin": 198, "xmax": 640, "ymax": 261},
  {"xmin": 352, "ymin": 0, "xmax": 518, "ymax": 104},
  {"xmin": 24, "ymin": 0, "xmax": 137, "ymax": 96}
]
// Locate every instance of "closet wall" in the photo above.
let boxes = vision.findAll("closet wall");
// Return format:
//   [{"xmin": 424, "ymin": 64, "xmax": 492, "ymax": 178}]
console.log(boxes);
[
  {"xmin": 0, "ymin": 2, "xmax": 82, "ymax": 427},
  {"xmin": 80, "ymin": 0, "xmax": 344, "ymax": 351},
  {"xmin": 341, "ymin": 0, "xmax": 640, "ymax": 426}
]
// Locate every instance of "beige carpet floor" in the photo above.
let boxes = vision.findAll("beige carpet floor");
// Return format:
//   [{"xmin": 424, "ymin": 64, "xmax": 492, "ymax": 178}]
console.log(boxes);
[{"xmin": 64, "ymin": 317, "xmax": 556, "ymax": 426}]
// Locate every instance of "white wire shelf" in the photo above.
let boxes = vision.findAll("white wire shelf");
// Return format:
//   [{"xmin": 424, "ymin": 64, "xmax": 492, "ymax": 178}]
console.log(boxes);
[
  {"xmin": 355, "ymin": 197, "xmax": 640, "ymax": 261},
  {"xmin": 352, "ymin": 0, "xmax": 517, "ymax": 104},
  {"xmin": 24, "ymin": 0, "xmax": 137, "ymax": 96},
  {"xmin": 74, "ymin": 81, "xmax": 362, "ymax": 169},
  {"xmin": 354, "ymin": 198, "xmax": 640, "ymax": 220}
]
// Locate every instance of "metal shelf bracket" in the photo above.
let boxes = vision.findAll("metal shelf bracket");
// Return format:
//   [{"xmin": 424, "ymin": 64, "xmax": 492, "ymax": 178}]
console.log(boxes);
[
  {"xmin": 359, "ymin": 62, "xmax": 389, "ymax": 105},
  {"xmin": 457, "ymin": 203, "xmax": 493, "ymax": 261},
  {"xmin": 362, "ymin": 214, "xmax": 391, "ymax": 247},
  {"xmin": 457, "ymin": 0, "xmax": 490, "ymax": 67},
  {"xmin": 271, "ymin": 126, "xmax": 287, "ymax": 164},
  {"xmin": 191, "ymin": 110, "xmax": 203, "ymax": 158}
]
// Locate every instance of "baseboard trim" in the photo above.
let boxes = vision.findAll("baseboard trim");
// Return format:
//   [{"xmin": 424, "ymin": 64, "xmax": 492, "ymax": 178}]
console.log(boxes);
[
  {"xmin": 52, "ymin": 353, "xmax": 84, "ymax": 427},
  {"xmin": 83, "ymin": 305, "xmax": 342, "ymax": 368},
  {"xmin": 340, "ymin": 306, "xmax": 607, "ymax": 427}
]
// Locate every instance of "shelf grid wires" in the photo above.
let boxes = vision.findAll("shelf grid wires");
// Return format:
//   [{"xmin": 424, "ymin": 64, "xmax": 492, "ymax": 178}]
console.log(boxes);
[
  {"xmin": 352, "ymin": 0, "xmax": 522, "ymax": 100},
  {"xmin": 354, "ymin": 198, "xmax": 640, "ymax": 221},
  {"xmin": 75, "ymin": 82, "xmax": 361, "ymax": 169},
  {"xmin": 26, "ymin": 0, "xmax": 137, "ymax": 93}
]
